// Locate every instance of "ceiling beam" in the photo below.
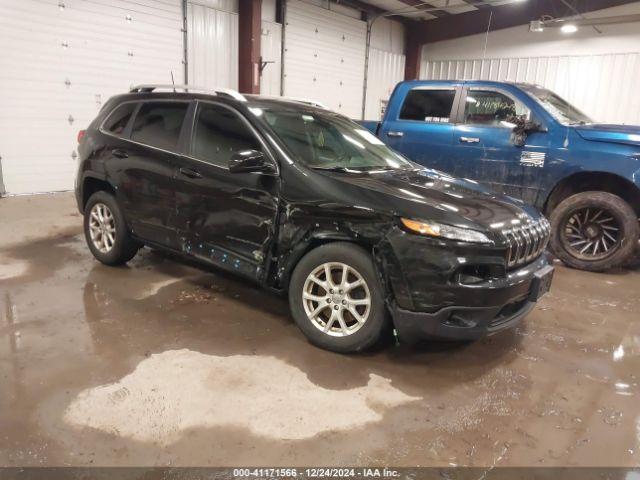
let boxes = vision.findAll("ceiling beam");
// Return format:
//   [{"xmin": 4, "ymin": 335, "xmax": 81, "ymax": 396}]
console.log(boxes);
[{"xmin": 409, "ymin": 0, "xmax": 638, "ymax": 44}]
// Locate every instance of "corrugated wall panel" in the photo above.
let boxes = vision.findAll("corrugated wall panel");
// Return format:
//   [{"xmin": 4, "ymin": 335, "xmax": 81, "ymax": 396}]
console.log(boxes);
[
  {"xmin": 283, "ymin": 0, "xmax": 366, "ymax": 118},
  {"xmin": 187, "ymin": 2, "xmax": 239, "ymax": 90},
  {"xmin": 365, "ymin": 48, "xmax": 405, "ymax": 120},
  {"xmin": 421, "ymin": 52, "xmax": 640, "ymax": 125},
  {"xmin": 0, "ymin": 0, "xmax": 184, "ymax": 195},
  {"xmin": 260, "ymin": 20, "xmax": 282, "ymax": 96}
]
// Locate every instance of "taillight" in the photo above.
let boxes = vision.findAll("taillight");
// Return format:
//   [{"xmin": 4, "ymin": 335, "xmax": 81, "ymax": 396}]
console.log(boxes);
[{"xmin": 77, "ymin": 130, "xmax": 86, "ymax": 143}]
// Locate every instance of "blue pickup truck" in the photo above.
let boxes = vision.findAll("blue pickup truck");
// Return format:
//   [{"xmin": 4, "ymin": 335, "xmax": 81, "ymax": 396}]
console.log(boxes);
[{"xmin": 360, "ymin": 80, "xmax": 640, "ymax": 271}]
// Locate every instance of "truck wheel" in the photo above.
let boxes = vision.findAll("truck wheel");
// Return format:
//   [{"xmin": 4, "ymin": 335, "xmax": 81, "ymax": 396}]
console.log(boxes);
[
  {"xmin": 289, "ymin": 242, "xmax": 389, "ymax": 353},
  {"xmin": 84, "ymin": 191, "xmax": 140, "ymax": 266},
  {"xmin": 549, "ymin": 191, "xmax": 639, "ymax": 272}
]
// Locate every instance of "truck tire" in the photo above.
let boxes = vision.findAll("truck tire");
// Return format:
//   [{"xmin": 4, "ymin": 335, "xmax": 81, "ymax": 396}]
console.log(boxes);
[
  {"xmin": 549, "ymin": 191, "xmax": 639, "ymax": 272},
  {"xmin": 84, "ymin": 191, "xmax": 140, "ymax": 266},
  {"xmin": 289, "ymin": 242, "xmax": 389, "ymax": 353}
]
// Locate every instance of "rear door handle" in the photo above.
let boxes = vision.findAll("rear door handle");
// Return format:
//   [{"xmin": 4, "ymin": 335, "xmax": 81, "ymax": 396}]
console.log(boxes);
[
  {"xmin": 459, "ymin": 136, "xmax": 480, "ymax": 143},
  {"xmin": 179, "ymin": 167, "xmax": 203, "ymax": 179},
  {"xmin": 111, "ymin": 148, "xmax": 128, "ymax": 158},
  {"xmin": 387, "ymin": 131, "xmax": 404, "ymax": 137}
]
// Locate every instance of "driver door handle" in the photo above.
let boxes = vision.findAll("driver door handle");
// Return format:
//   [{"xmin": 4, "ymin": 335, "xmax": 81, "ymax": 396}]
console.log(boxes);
[
  {"xmin": 179, "ymin": 167, "xmax": 203, "ymax": 179},
  {"xmin": 459, "ymin": 136, "xmax": 480, "ymax": 143},
  {"xmin": 387, "ymin": 131, "xmax": 404, "ymax": 137}
]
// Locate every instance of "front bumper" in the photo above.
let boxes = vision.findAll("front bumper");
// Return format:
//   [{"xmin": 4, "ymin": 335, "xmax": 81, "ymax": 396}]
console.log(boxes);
[
  {"xmin": 380, "ymin": 227, "xmax": 553, "ymax": 342},
  {"xmin": 391, "ymin": 260, "xmax": 553, "ymax": 342}
]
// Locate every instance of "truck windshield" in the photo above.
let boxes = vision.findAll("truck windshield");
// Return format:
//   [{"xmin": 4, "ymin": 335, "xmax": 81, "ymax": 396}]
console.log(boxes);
[
  {"xmin": 258, "ymin": 108, "xmax": 415, "ymax": 171},
  {"xmin": 520, "ymin": 85, "xmax": 592, "ymax": 125}
]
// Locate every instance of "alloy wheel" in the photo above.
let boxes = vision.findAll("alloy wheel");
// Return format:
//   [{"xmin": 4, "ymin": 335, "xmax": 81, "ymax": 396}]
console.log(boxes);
[
  {"xmin": 302, "ymin": 262, "xmax": 371, "ymax": 337},
  {"xmin": 562, "ymin": 207, "xmax": 621, "ymax": 260},
  {"xmin": 88, "ymin": 203, "xmax": 116, "ymax": 253}
]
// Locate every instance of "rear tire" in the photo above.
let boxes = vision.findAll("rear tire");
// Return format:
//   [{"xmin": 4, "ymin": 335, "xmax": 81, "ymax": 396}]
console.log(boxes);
[
  {"xmin": 289, "ymin": 242, "xmax": 389, "ymax": 353},
  {"xmin": 84, "ymin": 191, "xmax": 140, "ymax": 265},
  {"xmin": 549, "ymin": 191, "xmax": 638, "ymax": 271}
]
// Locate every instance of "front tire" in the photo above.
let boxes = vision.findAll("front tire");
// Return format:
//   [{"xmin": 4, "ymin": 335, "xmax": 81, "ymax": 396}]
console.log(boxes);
[
  {"xmin": 84, "ymin": 191, "xmax": 140, "ymax": 265},
  {"xmin": 289, "ymin": 242, "xmax": 389, "ymax": 353},
  {"xmin": 549, "ymin": 191, "xmax": 639, "ymax": 271}
]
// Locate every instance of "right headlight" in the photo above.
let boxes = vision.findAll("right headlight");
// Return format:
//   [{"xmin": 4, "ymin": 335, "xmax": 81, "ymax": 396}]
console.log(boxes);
[{"xmin": 400, "ymin": 218, "xmax": 493, "ymax": 244}]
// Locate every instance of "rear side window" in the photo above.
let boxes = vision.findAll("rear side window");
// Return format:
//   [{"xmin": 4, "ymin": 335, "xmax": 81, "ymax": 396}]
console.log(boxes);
[
  {"xmin": 191, "ymin": 103, "xmax": 261, "ymax": 167},
  {"xmin": 130, "ymin": 102, "xmax": 189, "ymax": 151},
  {"xmin": 103, "ymin": 103, "xmax": 137, "ymax": 136},
  {"xmin": 399, "ymin": 89, "xmax": 456, "ymax": 122}
]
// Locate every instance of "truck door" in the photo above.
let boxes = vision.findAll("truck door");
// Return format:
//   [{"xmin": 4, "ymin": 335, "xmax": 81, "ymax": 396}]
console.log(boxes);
[
  {"xmin": 451, "ymin": 87, "xmax": 548, "ymax": 205},
  {"xmin": 379, "ymin": 87, "xmax": 459, "ymax": 172}
]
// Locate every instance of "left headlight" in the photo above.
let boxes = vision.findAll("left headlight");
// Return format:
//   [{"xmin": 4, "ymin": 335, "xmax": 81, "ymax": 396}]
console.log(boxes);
[{"xmin": 400, "ymin": 218, "xmax": 493, "ymax": 244}]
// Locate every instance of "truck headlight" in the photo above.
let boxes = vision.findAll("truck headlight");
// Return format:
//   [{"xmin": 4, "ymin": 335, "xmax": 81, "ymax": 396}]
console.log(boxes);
[{"xmin": 400, "ymin": 218, "xmax": 493, "ymax": 244}]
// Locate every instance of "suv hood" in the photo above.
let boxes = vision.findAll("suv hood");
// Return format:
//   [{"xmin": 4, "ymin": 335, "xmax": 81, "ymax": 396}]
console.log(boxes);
[
  {"xmin": 574, "ymin": 124, "xmax": 640, "ymax": 147},
  {"xmin": 325, "ymin": 167, "xmax": 541, "ymax": 233}
]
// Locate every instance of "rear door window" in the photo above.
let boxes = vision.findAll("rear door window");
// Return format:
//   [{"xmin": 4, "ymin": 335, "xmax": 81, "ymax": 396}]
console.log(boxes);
[
  {"xmin": 399, "ymin": 89, "xmax": 456, "ymax": 122},
  {"xmin": 130, "ymin": 102, "xmax": 189, "ymax": 151},
  {"xmin": 191, "ymin": 103, "xmax": 262, "ymax": 168},
  {"xmin": 103, "ymin": 102, "xmax": 137, "ymax": 136}
]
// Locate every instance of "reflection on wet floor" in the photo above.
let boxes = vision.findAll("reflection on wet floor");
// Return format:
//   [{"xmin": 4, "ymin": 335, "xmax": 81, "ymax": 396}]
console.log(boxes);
[{"xmin": 0, "ymin": 193, "xmax": 639, "ymax": 467}]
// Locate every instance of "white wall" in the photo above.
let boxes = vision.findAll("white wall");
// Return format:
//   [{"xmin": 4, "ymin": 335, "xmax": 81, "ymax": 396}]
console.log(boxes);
[
  {"xmin": 188, "ymin": 2, "xmax": 239, "ymax": 89},
  {"xmin": 187, "ymin": 1, "xmax": 281, "ymax": 94},
  {"xmin": 0, "ymin": 0, "xmax": 184, "ymax": 195},
  {"xmin": 420, "ymin": 2, "xmax": 640, "ymax": 124},
  {"xmin": 365, "ymin": 16, "xmax": 405, "ymax": 120},
  {"xmin": 283, "ymin": 0, "xmax": 367, "ymax": 117}
]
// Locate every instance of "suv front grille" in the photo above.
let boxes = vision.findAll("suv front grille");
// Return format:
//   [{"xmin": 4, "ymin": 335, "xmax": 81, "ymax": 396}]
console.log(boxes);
[{"xmin": 502, "ymin": 217, "xmax": 550, "ymax": 269}]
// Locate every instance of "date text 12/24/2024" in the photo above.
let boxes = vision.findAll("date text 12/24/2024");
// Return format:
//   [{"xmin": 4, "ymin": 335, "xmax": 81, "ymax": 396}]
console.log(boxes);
[{"xmin": 232, "ymin": 468, "xmax": 401, "ymax": 478}]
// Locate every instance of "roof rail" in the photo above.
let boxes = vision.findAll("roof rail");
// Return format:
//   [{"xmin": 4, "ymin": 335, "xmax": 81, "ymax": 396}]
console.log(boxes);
[
  {"xmin": 129, "ymin": 84, "xmax": 247, "ymax": 102},
  {"xmin": 285, "ymin": 97, "xmax": 330, "ymax": 109},
  {"xmin": 252, "ymin": 94, "xmax": 330, "ymax": 110}
]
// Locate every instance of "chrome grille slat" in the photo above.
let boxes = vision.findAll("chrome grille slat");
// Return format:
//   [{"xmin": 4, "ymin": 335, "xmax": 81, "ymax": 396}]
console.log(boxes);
[{"xmin": 502, "ymin": 218, "xmax": 550, "ymax": 269}]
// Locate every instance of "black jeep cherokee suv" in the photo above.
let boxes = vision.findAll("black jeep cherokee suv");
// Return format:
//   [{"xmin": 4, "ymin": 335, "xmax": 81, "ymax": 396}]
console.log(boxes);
[{"xmin": 75, "ymin": 85, "xmax": 554, "ymax": 353}]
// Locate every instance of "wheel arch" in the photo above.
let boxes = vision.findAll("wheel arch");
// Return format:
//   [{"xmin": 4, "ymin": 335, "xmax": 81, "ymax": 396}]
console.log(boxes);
[
  {"xmin": 81, "ymin": 175, "xmax": 116, "ymax": 212},
  {"xmin": 544, "ymin": 172, "xmax": 640, "ymax": 217},
  {"xmin": 275, "ymin": 232, "xmax": 379, "ymax": 293}
]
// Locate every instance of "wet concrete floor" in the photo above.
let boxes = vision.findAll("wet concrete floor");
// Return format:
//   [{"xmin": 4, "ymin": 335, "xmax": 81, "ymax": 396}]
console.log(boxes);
[{"xmin": 1, "ymin": 192, "xmax": 639, "ymax": 467}]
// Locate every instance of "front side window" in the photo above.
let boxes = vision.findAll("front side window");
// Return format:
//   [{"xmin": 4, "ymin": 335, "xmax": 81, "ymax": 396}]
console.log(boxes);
[
  {"xmin": 463, "ymin": 90, "xmax": 530, "ymax": 127},
  {"xmin": 104, "ymin": 103, "xmax": 137, "ymax": 136},
  {"xmin": 130, "ymin": 102, "xmax": 189, "ymax": 151},
  {"xmin": 260, "ymin": 108, "xmax": 415, "ymax": 171},
  {"xmin": 399, "ymin": 89, "xmax": 456, "ymax": 122},
  {"xmin": 191, "ymin": 104, "xmax": 262, "ymax": 167}
]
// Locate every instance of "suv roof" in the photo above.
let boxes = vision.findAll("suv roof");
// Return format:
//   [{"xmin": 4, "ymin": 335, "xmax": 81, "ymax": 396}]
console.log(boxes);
[{"xmin": 126, "ymin": 84, "xmax": 331, "ymax": 112}]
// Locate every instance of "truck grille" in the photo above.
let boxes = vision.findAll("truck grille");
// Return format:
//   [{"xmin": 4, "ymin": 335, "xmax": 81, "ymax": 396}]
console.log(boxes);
[{"xmin": 502, "ymin": 217, "xmax": 551, "ymax": 269}]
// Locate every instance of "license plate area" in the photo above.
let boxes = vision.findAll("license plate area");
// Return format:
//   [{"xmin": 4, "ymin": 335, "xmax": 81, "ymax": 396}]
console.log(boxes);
[{"xmin": 529, "ymin": 265, "xmax": 554, "ymax": 301}]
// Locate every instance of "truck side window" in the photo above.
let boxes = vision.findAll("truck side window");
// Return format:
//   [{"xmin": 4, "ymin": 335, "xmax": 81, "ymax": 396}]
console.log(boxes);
[
  {"xmin": 192, "ymin": 103, "xmax": 261, "ymax": 167},
  {"xmin": 399, "ymin": 89, "xmax": 456, "ymax": 122},
  {"xmin": 463, "ymin": 90, "xmax": 530, "ymax": 127},
  {"xmin": 130, "ymin": 102, "xmax": 189, "ymax": 151}
]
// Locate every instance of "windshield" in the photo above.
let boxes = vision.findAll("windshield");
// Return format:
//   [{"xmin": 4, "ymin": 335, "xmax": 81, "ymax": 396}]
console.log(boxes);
[
  {"xmin": 257, "ymin": 108, "xmax": 415, "ymax": 171},
  {"xmin": 520, "ymin": 85, "xmax": 592, "ymax": 125}
]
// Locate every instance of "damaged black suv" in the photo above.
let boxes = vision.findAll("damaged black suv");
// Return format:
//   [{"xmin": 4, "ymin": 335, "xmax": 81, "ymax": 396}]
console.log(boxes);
[{"xmin": 75, "ymin": 85, "xmax": 554, "ymax": 353}]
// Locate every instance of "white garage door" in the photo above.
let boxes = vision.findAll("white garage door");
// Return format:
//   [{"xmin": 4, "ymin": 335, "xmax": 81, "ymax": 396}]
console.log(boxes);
[
  {"xmin": 283, "ymin": 0, "xmax": 366, "ymax": 118},
  {"xmin": 0, "ymin": 0, "xmax": 184, "ymax": 195}
]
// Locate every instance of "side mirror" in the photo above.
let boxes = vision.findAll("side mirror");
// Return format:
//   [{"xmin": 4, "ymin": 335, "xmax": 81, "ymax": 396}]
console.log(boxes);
[
  {"xmin": 228, "ymin": 149, "xmax": 274, "ymax": 174},
  {"xmin": 506, "ymin": 116, "xmax": 543, "ymax": 147}
]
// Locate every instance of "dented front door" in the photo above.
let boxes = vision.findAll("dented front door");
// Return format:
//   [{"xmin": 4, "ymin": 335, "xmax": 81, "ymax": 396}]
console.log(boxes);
[{"xmin": 173, "ymin": 101, "xmax": 279, "ymax": 280}]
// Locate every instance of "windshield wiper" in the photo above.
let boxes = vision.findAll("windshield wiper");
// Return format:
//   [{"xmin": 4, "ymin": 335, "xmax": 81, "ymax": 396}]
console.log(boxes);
[{"xmin": 310, "ymin": 166, "xmax": 351, "ymax": 172}]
